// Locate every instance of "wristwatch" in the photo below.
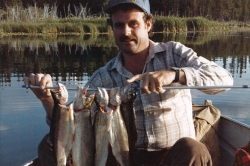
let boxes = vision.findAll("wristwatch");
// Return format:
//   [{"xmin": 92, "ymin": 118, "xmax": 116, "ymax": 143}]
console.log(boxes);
[{"xmin": 171, "ymin": 67, "xmax": 181, "ymax": 83}]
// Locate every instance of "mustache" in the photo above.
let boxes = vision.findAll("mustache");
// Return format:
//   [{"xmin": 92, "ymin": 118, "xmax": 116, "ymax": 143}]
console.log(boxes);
[{"xmin": 120, "ymin": 35, "xmax": 137, "ymax": 42}]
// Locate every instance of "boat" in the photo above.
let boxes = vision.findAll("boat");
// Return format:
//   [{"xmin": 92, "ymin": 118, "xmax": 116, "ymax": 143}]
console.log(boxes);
[
  {"xmin": 192, "ymin": 100, "xmax": 250, "ymax": 166},
  {"xmin": 23, "ymin": 102, "xmax": 250, "ymax": 166},
  {"xmin": 219, "ymin": 115, "xmax": 250, "ymax": 165}
]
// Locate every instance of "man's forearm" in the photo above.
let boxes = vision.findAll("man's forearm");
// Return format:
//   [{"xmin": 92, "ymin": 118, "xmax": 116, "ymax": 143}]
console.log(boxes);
[{"xmin": 40, "ymin": 96, "xmax": 54, "ymax": 120}]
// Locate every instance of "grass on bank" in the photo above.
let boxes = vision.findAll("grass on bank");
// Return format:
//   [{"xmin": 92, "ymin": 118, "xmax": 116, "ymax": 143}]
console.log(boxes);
[
  {"xmin": 0, "ymin": 3, "xmax": 249, "ymax": 35},
  {"xmin": 1, "ymin": 16, "xmax": 248, "ymax": 35},
  {"xmin": 0, "ymin": 18, "xmax": 112, "ymax": 34}
]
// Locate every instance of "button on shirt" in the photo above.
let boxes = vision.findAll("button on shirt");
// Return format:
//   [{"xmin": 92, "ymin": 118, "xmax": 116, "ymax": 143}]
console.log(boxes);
[{"xmin": 85, "ymin": 40, "xmax": 233, "ymax": 150}]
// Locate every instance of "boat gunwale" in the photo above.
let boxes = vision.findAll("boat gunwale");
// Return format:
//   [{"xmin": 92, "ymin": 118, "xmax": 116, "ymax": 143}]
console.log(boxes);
[{"xmin": 220, "ymin": 115, "xmax": 250, "ymax": 129}]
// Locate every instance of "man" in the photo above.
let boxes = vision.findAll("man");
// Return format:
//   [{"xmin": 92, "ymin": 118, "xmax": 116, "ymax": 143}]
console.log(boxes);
[{"xmin": 24, "ymin": 0, "xmax": 233, "ymax": 165}]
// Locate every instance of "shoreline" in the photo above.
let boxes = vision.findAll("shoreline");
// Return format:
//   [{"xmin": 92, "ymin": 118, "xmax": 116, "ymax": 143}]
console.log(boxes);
[{"xmin": 0, "ymin": 16, "xmax": 249, "ymax": 35}]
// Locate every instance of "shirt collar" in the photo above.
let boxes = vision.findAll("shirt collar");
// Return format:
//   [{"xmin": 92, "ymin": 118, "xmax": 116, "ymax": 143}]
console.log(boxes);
[{"xmin": 146, "ymin": 40, "xmax": 165, "ymax": 63}]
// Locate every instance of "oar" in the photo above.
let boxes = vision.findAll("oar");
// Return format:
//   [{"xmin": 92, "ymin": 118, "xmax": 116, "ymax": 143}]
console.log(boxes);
[{"xmin": 22, "ymin": 85, "xmax": 250, "ymax": 91}]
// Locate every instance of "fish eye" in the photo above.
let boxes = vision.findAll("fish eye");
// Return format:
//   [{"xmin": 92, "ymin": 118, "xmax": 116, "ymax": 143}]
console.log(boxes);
[{"xmin": 56, "ymin": 94, "xmax": 61, "ymax": 98}]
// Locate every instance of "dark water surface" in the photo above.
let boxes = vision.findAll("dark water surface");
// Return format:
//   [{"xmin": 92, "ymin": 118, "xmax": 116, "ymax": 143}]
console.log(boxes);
[{"xmin": 0, "ymin": 32, "xmax": 250, "ymax": 165}]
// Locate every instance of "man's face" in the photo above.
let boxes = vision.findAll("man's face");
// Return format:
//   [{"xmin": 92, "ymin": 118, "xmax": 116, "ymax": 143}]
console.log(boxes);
[{"xmin": 111, "ymin": 8, "xmax": 152, "ymax": 56}]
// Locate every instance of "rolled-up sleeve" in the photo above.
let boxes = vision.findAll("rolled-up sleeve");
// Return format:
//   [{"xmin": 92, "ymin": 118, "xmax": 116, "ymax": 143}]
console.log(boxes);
[{"xmin": 172, "ymin": 42, "xmax": 234, "ymax": 94}]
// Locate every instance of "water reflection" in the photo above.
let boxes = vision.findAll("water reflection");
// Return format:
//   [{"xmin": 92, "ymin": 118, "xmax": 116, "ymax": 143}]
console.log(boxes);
[
  {"xmin": 1, "ymin": 32, "xmax": 249, "ymax": 85},
  {"xmin": 0, "ymin": 35, "xmax": 118, "ymax": 87}
]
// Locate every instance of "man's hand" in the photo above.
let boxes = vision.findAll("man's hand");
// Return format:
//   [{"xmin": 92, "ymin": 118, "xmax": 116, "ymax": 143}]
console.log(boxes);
[
  {"xmin": 23, "ymin": 73, "xmax": 54, "ymax": 118},
  {"xmin": 127, "ymin": 70, "xmax": 176, "ymax": 94},
  {"xmin": 23, "ymin": 73, "xmax": 53, "ymax": 99},
  {"xmin": 127, "ymin": 69, "xmax": 186, "ymax": 94}
]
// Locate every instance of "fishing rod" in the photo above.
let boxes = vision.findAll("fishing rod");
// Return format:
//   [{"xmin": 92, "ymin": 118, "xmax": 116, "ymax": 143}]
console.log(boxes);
[{"xmin": 22, "ymin": 85, "xmax": 250, "ymax": 91}]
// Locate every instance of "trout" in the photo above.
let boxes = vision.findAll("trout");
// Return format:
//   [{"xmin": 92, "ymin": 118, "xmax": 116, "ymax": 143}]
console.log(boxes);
[
  {"xmin": 120, "ymin": 86, "xmax": 138, "ymax": 152},
  {"xmin": 72, "ymin": 87, "xmax": 95, "ymax": 166},
  {"xmin": 50, "ymin": 83, "xmax": 75, "ymax": 166},
  {"xmin": 94, "ymin": 87, "xmax": 113, "ymax": 166},
  {"xmin": 94, "ymin": 87, "xmax": 129, "ymax": 166}
]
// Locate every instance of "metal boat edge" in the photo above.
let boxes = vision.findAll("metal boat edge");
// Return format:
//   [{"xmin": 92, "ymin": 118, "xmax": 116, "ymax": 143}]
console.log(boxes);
[{"xmin": 219, "ymin": 115, "xmax": 250, "ymax": 165}]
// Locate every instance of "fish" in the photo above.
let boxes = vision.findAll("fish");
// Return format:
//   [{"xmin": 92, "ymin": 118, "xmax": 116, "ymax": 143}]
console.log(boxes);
[
  {"xmin": 94, "ymin": 87, "xmax": 129, "ymax": 166},
  {"xmin": 108, "ymin": 87, "xmax": 130, "ymax": 166},
  {"xmin": 50, "ymin": 83, "xmax": 75, "ymax": 166},
  {"xmin": 119, "ymin": 86, "xmax": 138, "ymax": 157},
  {"xmin": 71, "ymin": 86, "xmax": 95, "ymax": 166},
  {"xmin": 94, "ymin": 87, "xmax": 113, "ymax": 166}
]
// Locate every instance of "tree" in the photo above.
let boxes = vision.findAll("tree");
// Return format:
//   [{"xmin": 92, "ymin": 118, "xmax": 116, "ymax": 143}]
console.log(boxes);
[
  {"xmin": 1, "ymin": 0, "xmax": 250, "ymax": 22},
  {"xmin": 189, "ymin": 0, "xmax": 198, "ymax": 16},
  {"xmin": 149, "ymin": 0, "xmax": 168, "ymax": 15},
  {"xmin": 179, "ymin": 0, "xmax": 189, "ymax": 17},
  {"xmin": 0, "ymin": 0, "xmax": 23, "ymax": 9}
]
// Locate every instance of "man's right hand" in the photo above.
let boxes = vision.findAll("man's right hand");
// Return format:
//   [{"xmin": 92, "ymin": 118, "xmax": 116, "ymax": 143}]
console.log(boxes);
[
  {"xmin": 23, "ymin": 73, "xmax": 54, "ymax": 119},
  {"xmin": 23, "ymin": 73, "xmax": 53, "ymax": 99}
]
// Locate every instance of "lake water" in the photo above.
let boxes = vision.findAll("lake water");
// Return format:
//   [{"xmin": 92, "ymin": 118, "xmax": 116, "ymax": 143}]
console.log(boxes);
[{"xmin": 0, "ymin": 32, "xmax": 250, "ymax": 165}]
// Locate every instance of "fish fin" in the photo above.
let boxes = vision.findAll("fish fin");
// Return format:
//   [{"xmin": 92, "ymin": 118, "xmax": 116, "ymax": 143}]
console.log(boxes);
[{"xmin": 107, "ymin": 109, "xmax": 113, "ymax": 132}]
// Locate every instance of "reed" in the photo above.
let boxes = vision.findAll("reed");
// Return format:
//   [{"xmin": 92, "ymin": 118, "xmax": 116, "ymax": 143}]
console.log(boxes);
[
  {"xmin": 0, "ymin": 4, "xmax": 248, "ymax": 35},
  {"xmin": 0, "ymin": 17, "xmax": 245, "ymax": 35},
  {"xmin": 0, "ymin": 19, "xmax": 109, "ymax": 34},
  {"xmin": 154, "ymin": 16, "xmax": 188, "ymax": 32}
]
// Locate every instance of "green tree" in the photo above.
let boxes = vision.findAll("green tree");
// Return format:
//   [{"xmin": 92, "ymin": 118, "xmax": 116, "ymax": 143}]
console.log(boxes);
[
  {"xmin": 233, "ymin": 0, "xmax": 243, "ymax": 20},
  {"xmin": 189, "ymin": 0, "xmax": 198, "ymax": 16},
  {"xmin": 149, "ymin": 0, "xmax": 168, "ymax": 15},
  {"xmin": 1, "ymin": 0, "xmax": 250, "ymax": 22},
  {"xmin": 86, "ymin": 0, "xmax": 108, "ymax": 15},
  {"xmin": 0, "ymin": 0, "xmax": 22, "ymax": 9},
  {"xmin": 240, "ymin": 0, "xmax": 250, "ymax": 21},
  {"xmin": 179, "ymin": 0, "xmax": 189, "ymax": 17}
]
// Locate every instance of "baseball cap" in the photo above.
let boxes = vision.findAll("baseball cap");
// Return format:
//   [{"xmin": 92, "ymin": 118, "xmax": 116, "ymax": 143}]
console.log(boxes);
[{"xmin": 105, "ymin": 0, "xmax": 150, "ymax": 14}]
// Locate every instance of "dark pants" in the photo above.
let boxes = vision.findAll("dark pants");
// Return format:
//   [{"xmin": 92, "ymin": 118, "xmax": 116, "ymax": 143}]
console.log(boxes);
[
  {"xmin": 37, "ymin": 134, "xmax": 212, "ymax": 166},
  {"xmin": 128, "ymin": 137, "xmax": 212, "ymax": 166}
]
